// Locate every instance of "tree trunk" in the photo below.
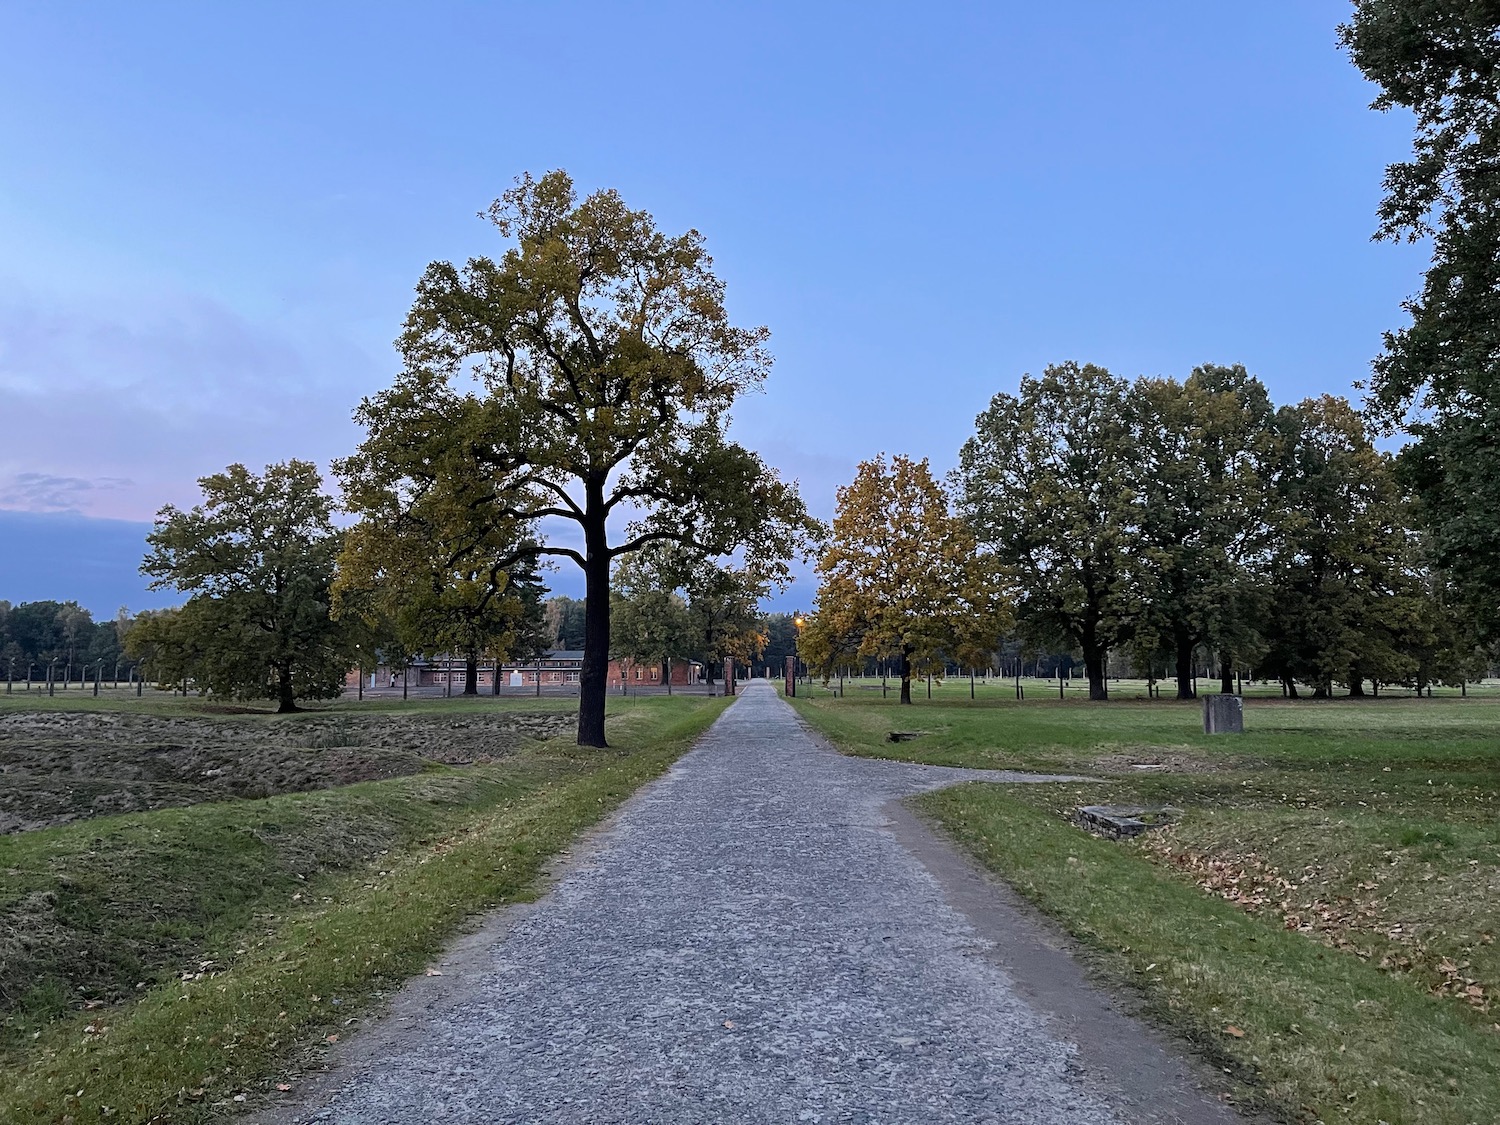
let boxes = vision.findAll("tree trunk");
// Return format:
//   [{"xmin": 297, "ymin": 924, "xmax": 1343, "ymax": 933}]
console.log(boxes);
[
  {"xmin": 899, "ymin": 648, "xmax": 913, "ymax": 705},
  {"xmin": 463, "ymin": 654, "xmax": 479, "ymax": 695},
  {"xmin": 1082, "ymin": 640, "xmax": 1109, "ymax": 701},
  {"xmin": 578, "ymin": 487, "xmax": 611, "ymax": 748},
  {"xmin": 1219, "ymin": 651, "xmax": 1234, "ymax": 695},
  {"xmin": 1283, "ymin": 674, "xmax": 1299, "ymax": 699},
  {"xmin": 276, "ymin": 663, "xmax": 298, "ymax": 713},
  {"xmin": 1347, "ymin": 666, "xmax": 1366, "ymax": 698},
  {"xmin": 1173, "ymin": 634, "xmax": 1196, "ymax": 700}
]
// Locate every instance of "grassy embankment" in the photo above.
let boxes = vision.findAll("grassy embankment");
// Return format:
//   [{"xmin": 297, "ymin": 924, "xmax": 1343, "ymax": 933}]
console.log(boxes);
[
  {"xmin": 0, "ymin": 692, "xmax": 726, "ymax": 1125},
  {"xmin": 789, "ymin": 681, "xmax": 1500, "ymax": 1125}
]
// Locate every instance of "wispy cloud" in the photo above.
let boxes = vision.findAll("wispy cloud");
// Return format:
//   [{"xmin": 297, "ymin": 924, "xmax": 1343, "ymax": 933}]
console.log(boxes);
[
  {"xmin": 0, "ymin": 283, "xmax": 384, "ymax": 520},
  {"xmin": 2, "ymin": 472, "xmax": 135, "ymax": 513}
]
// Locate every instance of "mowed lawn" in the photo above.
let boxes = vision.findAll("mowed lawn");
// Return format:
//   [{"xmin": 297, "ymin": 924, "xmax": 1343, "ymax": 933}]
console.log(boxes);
[
  {"xmin": 789, "ymin": 679, "xmax": 1500, "ymax": 1125},
  {"xmin": 0, "ymin": 691, "xmax": 727, "ymax": 1125}
]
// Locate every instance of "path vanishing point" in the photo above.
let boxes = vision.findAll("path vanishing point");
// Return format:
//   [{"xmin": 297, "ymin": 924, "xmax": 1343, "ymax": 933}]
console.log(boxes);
[{"xmin": 259, "ymin": 680, "xmax": 1251, "ymax": 1125}]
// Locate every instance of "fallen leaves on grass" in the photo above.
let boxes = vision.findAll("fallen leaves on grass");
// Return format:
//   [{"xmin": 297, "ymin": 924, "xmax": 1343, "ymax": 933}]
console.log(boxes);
[{"xmin": 1140, "ymin": 833, "xmax": 1494, "ymax": 1016}]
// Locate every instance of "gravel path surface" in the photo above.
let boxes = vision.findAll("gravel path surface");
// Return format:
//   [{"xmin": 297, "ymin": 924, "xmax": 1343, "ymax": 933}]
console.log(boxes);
[{"xmin": 267, "ymin": 682, "xmax": 1243, "ymax": 1124}]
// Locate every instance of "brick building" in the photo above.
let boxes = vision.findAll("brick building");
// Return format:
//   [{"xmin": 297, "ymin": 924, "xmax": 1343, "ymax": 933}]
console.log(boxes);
[{"xmin": 351, "ymin": 650, "xmax": 702, "ymax": 691}]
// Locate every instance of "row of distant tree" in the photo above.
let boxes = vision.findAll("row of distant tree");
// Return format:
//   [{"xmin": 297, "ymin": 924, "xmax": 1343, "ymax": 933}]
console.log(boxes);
[
  {"xmin": 0, "ymin": 601, "xmax": 129, "ymax": 675},
  {"xmin": 801, "ymin": 364, "xmax": 1496, "ymax": 703},
  {"xmin": 0, "ymin": 584, "xmax": 800, "ymax": 693},
  {"xmin": 793, "ymin": 6, "xmax": 1500, "ymax": 705}
]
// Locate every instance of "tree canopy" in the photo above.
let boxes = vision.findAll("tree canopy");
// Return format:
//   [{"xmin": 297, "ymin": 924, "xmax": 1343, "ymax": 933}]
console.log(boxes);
[
  {"xmin": 803, "ymin": 454, "xmax": 1009, "ymax": 704},
  {"xmin": 1128, "ymin": 365, "xmax": 1278, "ymax": 698},
  {"xmin": 0, "ymin": 601, "xmax": 127, "ymax": 672},
  {"xmin": 339, "ymin": 170, "xmax": 817, "ymax": 744},
  {"xmin": 954, "ymin": 363, "xmax": 1135, "ymax": 700},
  {"xmin": 335, "ymin": 450, "xmax": 549, "ymax": 696},
  {"xmin": 139, "ymin": 461, "xmax": 351, "ymax": 712},
  {"xmin": 610, "ymin": 548, "xmax": 695, "ymax": 692},
  {"xmin": 1342, "ymin": 2, "xmax": 1500, "ymax": 641}
]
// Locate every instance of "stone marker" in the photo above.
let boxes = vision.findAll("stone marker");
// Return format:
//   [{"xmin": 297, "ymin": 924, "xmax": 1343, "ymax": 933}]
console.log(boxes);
[{"xmin": 1203, "ymin": 694, "xmax": 1244, "ymax": 734}]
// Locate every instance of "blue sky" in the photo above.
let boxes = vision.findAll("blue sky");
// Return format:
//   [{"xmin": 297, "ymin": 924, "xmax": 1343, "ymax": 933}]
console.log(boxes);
[{"xmin": 0, "ymin": 1, "xmax": 1421, "ymax": 614}]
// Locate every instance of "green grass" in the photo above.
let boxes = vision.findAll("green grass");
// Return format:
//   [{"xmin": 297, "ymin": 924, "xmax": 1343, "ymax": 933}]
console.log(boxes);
[
  {"xmin": 791, "ymin": 686, "xmax": 1500, "ymax": 1125},
  {"xmin": 0, "ymin": 694, "xmax": 727, "ymax": 1125}
]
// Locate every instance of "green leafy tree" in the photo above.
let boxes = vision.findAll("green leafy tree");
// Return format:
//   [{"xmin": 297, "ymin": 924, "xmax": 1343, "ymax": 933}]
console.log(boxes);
[
  {"xmin": 1129, "ymin": 364, "xmax": 1277, "ymax": 698},
  {"xmin": 0, "ymin": 602, "xmax": 127, "ymax": 681},
  {"xmin": 955, "ymin": 362, "xmax": 1136, "ymax": 700},
  {"xmin": 804, "ymin": 455, "xmax": 1009, "ymax": 705},
  {"xmin": 1260, "ymin": 397, "xmax": 1419, "ymax": 697},
  {"xmin": 141, "ymin": 461, "xmax": 352, "ymax": 712},
  {"xmin": 758, "ymin": 612, "xmax": 799, "ymax": 676},
  {"xmin": 544, "ymin": 596, "xmax": 588, "ymax": 650},
  {"xmin": 683, "ymin": 562, "xmax": 767, "ymax": 683},
  {"xmin": 1342, "ymin": 3, "xmax": 1500, "ymax": 640},
  {"xmin": 609, "ymin": 541, "xmax": 766, "ymax": 682},
  {"xmin": 3, "ymin": 601, "xmax": 75, "ymax": 664},
  {"xmin": 336, "ymin": 462, "xmax": 549, "ymax": 696},
  {"xmin": 610, "ymin": 550, "xmax": 695, "ymax": 692},
  {"xmin": 339, "ymin": 170, "xmax": 818, "ymax": 745},
  {"xmin": 122, "ymin": 607, "xmax": 190, "ymax": 689}
]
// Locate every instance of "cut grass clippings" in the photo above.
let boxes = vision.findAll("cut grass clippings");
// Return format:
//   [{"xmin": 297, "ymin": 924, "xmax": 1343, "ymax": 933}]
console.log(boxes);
[{"xmin": 0, "ymin": 694, "xmax": 727, "ymax": 1125}]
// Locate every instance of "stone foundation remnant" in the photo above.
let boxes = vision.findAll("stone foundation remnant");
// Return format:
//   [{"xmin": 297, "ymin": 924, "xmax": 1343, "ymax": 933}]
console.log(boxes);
[{"xmin": 1075, "ymin": 804, "xmax": 1179, "ymax": 839}]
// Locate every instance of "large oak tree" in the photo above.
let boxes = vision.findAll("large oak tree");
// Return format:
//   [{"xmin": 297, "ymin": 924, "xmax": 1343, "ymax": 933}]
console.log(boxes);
[
  {"xmin": 339, "ymin": 172, "xmax": 816, "ymax": 745},
  {"xmin": 1129, "ymin": 364, "xmax": 1277, "ymax": 698},
  {"xmin": 955, "ymin": 363, "xmax": 1135, "ymax": 700},
  {"xmin": 1260, "ymin": 395, "xmax": 1431, "ymax": 697}
]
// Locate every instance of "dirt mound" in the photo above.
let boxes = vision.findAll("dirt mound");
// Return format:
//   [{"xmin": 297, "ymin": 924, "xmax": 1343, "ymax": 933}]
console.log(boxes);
[{"xmin": 0, "ymin": 709, "xmax": 577, "ymax": 833}]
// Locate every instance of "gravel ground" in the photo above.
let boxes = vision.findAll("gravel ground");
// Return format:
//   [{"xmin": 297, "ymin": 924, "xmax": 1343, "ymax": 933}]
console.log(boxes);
[{"xmin": 263, "ymin": 682, "xmax": 1245, "ymax": 1125}]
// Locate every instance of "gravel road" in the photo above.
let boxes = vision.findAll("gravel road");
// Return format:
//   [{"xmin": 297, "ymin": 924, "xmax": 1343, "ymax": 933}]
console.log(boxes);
[{"xmin": 263, "ymin": 681, "xmax": 1247, "ymax": 1125}]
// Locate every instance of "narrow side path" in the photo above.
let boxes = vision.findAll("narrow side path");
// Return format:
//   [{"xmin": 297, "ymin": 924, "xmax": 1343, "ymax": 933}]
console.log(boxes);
[{"xmin": 266, "ymin": 682, "xmax": 1245, "ymax": 1124}]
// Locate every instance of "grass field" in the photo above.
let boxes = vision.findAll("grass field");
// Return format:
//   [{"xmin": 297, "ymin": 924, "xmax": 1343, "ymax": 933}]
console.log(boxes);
[
  {"xmin": 0, "ymin": 691, "xmax": 726, "ymax": 1125},
  {"xmin": 788, "ymin": 681, "xmax": 1500, "ymax": 1125}
]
